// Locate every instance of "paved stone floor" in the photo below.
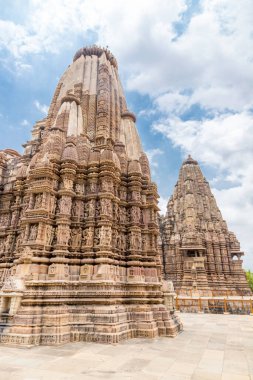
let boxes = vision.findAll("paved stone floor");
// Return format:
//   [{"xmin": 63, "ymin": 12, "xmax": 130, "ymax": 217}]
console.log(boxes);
[{"xmin": 0, "ymin": 313, "xmax": 252, "ymax": 380}]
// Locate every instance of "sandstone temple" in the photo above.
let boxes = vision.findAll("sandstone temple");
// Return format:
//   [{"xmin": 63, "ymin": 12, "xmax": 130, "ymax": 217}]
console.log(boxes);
[
  {"xmin": 0, "ymin": 46, "xmax": 182, "ymax": 346},
  {"xmin": 160, "ymin": 155, "xmax": 251, "ymax": 297}
]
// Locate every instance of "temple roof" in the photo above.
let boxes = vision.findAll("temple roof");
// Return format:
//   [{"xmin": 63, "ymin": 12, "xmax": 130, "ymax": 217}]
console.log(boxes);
[{"xmin": 166, "ymin": 156, "xmax": 236, "ymax": 240}]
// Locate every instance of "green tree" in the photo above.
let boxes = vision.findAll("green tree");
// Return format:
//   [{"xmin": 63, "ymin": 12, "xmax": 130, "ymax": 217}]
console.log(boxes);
[{"xmin": 246, "ymin": 270, "xmax": 253, "ymax": 291}]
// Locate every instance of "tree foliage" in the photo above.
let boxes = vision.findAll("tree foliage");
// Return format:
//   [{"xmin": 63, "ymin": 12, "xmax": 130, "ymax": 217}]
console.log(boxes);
[{"xmin": 246, "ymin": 270, "xmax": 253, "ymax": 291}]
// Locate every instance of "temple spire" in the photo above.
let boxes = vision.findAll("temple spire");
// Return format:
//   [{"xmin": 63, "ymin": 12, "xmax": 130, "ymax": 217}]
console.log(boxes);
[
  {"xmin": 0, "ymin": 45, "xmax": 182, "ymax": 346},
  {"xmin": 160, "ymin": 157, "xmax": 251, "ymax": 297}
]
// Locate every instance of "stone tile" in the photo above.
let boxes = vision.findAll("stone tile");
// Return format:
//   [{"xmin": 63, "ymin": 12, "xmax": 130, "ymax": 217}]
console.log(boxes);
[
  {"xmin": 191, "ymin": 369, "xmax": 222, "ymax": 380},
  {"xmin": 161, "ymin": 374, "xmax": 191, "ymax": 380},
  {"xmin": 0, "ymin": 371, "xmax": 12, "ymax": 380},
  {"xmin": 197, "ymin": 349, "xmax": 224, "ymax": 374},
  {"xmin": 165, "ymin": 362, "xmax": 197, "ymax": 376},
  {"xmin": 118, "ymin": 358, "xmax": 150, "ymax": 373},
  {"xmin": 223, "ymin": 349, "xmax": 249, "ymax": 375},
  {"xmin": 143, "ymin": 356, "xmax": 175, "ymax": 375},
  {"xmin": 222, "ymin": 374, "xmax": 251, "ymax": 380}
]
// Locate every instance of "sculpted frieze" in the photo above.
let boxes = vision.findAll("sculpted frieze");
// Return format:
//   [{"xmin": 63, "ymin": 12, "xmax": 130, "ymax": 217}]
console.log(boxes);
[
  {"xmin": 101, "ymin": 199, "xmax": 112, "ymax": 215},
  {"xmin": 120, "ymin": 188, "xmax": 127, "ymax": 200},
  {"xmin": 59, "ymin": 196, "xmax": 72, "ymax": 214},
  {"xmin": 99, "ymin": 226, "xmax": 111, "ymax": 246},
  {"xmin": 131, "ymin": 206, "xmax": 140, "ymax": 223},
  {"xmin": 29, "ymin": 225, "xmax": 38, "ymax": 241},
  {"xmin": 0, "ymin": 214, "xmax": 9, "ymax": 227},
  {"xmin": 34, "ymin": 193, "xmax": 43, "ymax": 209},
  {"xmin": 70, "ymin": 228, "xmax": 82, "ymax": 248},
  {"xmin": 56, "ymin": 225, "xmax": 70, "ymax": 245},
  {"xmin": 88, "ymin": 200, "xmax": 96, "ymax": 217},
  {"xmin": 130, "ymin": 231, "xmax": 141, "ymax": 250},
  {"xmin": 63, "ymin": 178, "xmax": 73, "ymax": 190},
  {"xmin": 93, "ymin": 228, "xmax": 100, "ymax": 246},
  {"xmin": 0, "ymin": 238, "xmax": 4, "ymax": 253},
  {"xmin": 74, "ymin": 183, "xmax": 84, "ymax": 194},
  {"xmin": 45, "ymin": 226, "xmax": 54, "ymax": 246},
  {"xmin": 95, "ymin": 200, "xmax": 100, "ymax": 218},
  {"xmin": 88, "ymin": 182, "xmax": 97, "ymax": 193},
  {"xmin": 119, "ymin": 207, "xmax": 127, "ymax": 223},
  {"xmin": 11, "ymin": 210, "xmax": 19, "ymax": 226},
  {"xmin": 101, "ymin": 178, "xmax": 113, "ymax": 192},
  {"xmin": 82, "ymin": 227, "xmax": 93, "ymax": 247}
]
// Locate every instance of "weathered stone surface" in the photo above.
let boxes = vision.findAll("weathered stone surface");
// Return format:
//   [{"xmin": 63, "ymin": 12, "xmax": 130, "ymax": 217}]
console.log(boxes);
[
  {"xmin": 160, "ymin": 155, "xmax": 251, "ymax": 297},
  {"xmin": 0, "ymin": 45, "xmax": 182, "ymax": 346}
]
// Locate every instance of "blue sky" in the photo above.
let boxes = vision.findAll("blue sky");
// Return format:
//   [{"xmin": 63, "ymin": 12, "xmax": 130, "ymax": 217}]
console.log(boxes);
[{"xmin": 0, "ymin": 0, "xmax": 253, "ymax": 270}]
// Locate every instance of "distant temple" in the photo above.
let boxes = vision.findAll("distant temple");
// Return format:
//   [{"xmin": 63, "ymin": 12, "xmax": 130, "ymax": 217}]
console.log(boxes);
[
  {"xmin": 160, "ymin": 155, "xmax": 251, "ymax": 297},
  {"xmin": 0, "ymin": 46, "xmax": 182, "ymax": 346}
]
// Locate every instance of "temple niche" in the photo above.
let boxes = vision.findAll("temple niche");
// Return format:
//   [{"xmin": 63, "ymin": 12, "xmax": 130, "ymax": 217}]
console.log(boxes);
[
  {"xmin": 0, "ymin": 46, "xmax": 182, "ymax": 346},
  {"xmin": 160, "ymin": 155, "xmax": 251, "ymax": 297}
]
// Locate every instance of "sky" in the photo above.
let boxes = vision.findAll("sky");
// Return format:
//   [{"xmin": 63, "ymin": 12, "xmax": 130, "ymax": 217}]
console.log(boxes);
[{"xmin": 0, "ymin": 0, "xmax": 253, "ymax": 270}]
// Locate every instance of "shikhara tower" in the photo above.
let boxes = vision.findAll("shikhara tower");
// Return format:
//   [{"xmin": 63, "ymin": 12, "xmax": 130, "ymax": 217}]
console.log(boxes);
[
  {"xmin": 160, "ymin": 155, "xmax": 251, "ymax": 297},
  {"xmin": 0, "ymin": 46, "xmax": 182, "ymax": 346}
]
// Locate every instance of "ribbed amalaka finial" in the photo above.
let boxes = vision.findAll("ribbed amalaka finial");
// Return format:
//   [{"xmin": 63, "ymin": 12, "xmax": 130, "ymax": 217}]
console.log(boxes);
[
  {"xmin": 73, "ymin": 45, "xmax": 118, "ymax": 68},
  {"xmin": 182, "ymin": 154, "xmax": 198, "ymax": 165}
]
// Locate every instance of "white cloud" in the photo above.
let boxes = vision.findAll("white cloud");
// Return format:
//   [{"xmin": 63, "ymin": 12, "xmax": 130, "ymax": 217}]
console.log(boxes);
[
  {"xmin": 155, "ymin": 92, "xmax": 190, "ymax": 115},
  {"xmin": 146, "ymin": 148, "xmax": 164, "ymax": 168},
  {"xmin": 34, "ymin": 100, "xmax": 49, "ymax": 115},
  {"xmin": 1, "ymin": 1, "xmax": 252, "ymax": 112},
  {"xmin": 20, "ymin": 119, "xmax": 29, "ymax": 126},
  {"xmin": 158, "ymin": 196, "xmax": 168, "ymax": 215}
]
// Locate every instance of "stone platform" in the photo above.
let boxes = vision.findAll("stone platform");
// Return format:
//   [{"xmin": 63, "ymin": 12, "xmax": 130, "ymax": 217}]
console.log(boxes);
[{"xmin": 0, "ymin": 313, "xmax": 252, "ymax": 379}]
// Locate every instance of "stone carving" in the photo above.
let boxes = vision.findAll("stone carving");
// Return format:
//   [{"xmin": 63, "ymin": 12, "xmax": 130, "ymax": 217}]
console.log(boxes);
[
  {"xmin": 142, "ymin": 235, "xmax": 148, "ymax": 251},
  {"xmin": 56, "ymin": 225, "xmax": 70, "ymax": 245},
  {"xmin": 59, "ymin": 196, "xmax": 71, "ymax": 214},
  {"xmin": 101, "ymin": 199, "xmax": 112, "ymax": 215},
  {"xmin": 130, "ymin": 231, "xmax": 142, "ymax": 250},
  {"xmin": 131, "ymin": 207, "xmax": 140, "ymax": 223},
  {"xmin": 29, "ymin": 225, "xmax": 38, "ymax": 241},
  {"xmin": 63, "ymin": 178, "xmax": 73, "ymax": 190},
  {"xmin": 20, "ymin": 246, "xmax": 33, "ymax": 263},
  {"xmin": 88, "ymin": 200, "xmax": 95, "ymax": 217},
  {"xmin": 11, "ymin": 211, "xmax": 19, "ymax": 226},
  {"xmin": 75, "ymin": 183, "xmax": 83, "ymax": 194},
  {"xmin": 93, "ymin": 228, "xmax": 100, "ymax": 246},
  {"xmin": 71, "ymin": 228, "xmax": 82, "ymax": 248},
  {"xmin": 99, "ymin": 226, "xmax": 111, "ymax": 246},
  {"xmin": 88, "ymin": 182, "xmax": 96, "ymax": 193},
  {"xmin": 113, "ymin": 203, "xmax": 119, "ymax": 220},
  {"xmin": 34, "ymin": 194, "xmax": 43, "ymax": 209},
  {"xmin": 45, "ymin": 226, "xmax": 54, "ymax": 245},
  {"xmin": 120, "ymin": 234, "xmax": 126, "ymax": 251},
  {"xmin": 82, "ymin": 227, "xmax": 93, "ymax": 247},
  {"xmin": 3, "ymin": 235, "xmax": 12, "ymax": 252},
  {"xmin": 71, "ymin": 200, "xmax": 78, "ymax": 217},
  {"xmin": 0, "ymin": 214, "xmax": 9, "ymax": 227}
]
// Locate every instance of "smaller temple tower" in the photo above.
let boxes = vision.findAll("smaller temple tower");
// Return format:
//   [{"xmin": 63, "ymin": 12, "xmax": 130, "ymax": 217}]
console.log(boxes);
[{"xmin": 160, "ymin": 155, "xmax": 251, "ymax": 297}]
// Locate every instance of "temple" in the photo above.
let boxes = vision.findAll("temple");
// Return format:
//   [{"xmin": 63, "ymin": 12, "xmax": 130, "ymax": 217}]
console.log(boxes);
[
  {"xmin": 0, "ymin": 46, "xmax": 182, "ymax": 346},
  {"xmin": 160, "ymin": 155, "xmax": 251, "ymax": 297}
]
